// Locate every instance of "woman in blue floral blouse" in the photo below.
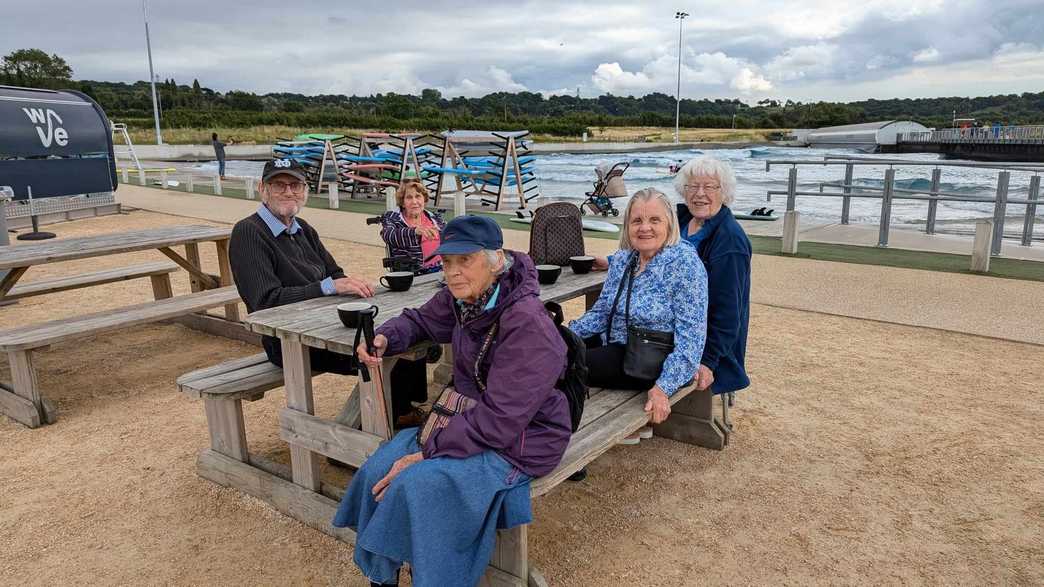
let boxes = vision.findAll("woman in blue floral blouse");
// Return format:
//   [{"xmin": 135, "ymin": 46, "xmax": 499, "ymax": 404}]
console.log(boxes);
[{"xmin": 569, "ymin": 188, "xmax": 709, "ymax": 428}]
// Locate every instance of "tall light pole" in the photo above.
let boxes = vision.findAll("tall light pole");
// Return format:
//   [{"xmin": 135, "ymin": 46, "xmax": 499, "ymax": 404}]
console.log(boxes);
[
  {"xmin": 143, "ymin": 0, "xmax": 163, "ymax": 145},
  {"xmin": 674, "ymin": 11, "xmax": 688, "ymax": 144}
]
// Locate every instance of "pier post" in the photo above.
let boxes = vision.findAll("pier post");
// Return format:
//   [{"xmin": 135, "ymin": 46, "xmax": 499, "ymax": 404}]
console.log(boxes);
[
  {"xmin": 213, "ymin": 175, "xmax": 223, "ymax": 196},
  {"xmin": 138, "ymin": 169, "xmax": 147, "ymax": 186},
  {"xmin": 991, "ymin": 171, "xmax": 1009, "ymax": 256},
  {"xmin": 186, "ymin": 175, "xmax": 194, "ymax": 193},
  {"xmin": 385, "ymin": 187, "xmax": 396, "ymax": 212},
  {"xmin": 971, "ymin": 220, "xmax": 993, "ymax": 272},
  {"xmin": 926, "ymin": 168, "xmax": 942, "ymax": 235},
  {"xmin": 245, "ymin": 177, "xmax": 255, "ymax": 200},
  {"xmin": 782, "ymin": 211, "xmax": 800, "ymax": 254},
  {"xmin": 785, "ymin": 167, "xmax": 797, "ymax": 211},
  {"xmin": 121, "ymin": 168, "xmax": 129, "ymax": 184},
  {"xmin": 840, "ymin": 163, "xmax": 853, "ymax": 224},
  {"xmin": 877, "ymin": 168, "xmax": 895, "ymax": 247},
  {"xmin": 159, "ymin": 170, "xmax": 168, "ymax": 189},
  {"xmin": 328, "ymin": 183, "xmax": 339, "ymax": 209},
  {"xmin": 1021, "ymin": 175, "xmax": 1039, "ymax": 247}
]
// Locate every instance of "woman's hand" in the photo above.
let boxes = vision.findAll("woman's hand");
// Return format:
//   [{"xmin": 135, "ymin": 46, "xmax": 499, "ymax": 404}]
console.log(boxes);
[
  {"xmin": 592, "ymin": 256, "xmax": 610, "ymax": 271},
  {"xmin": 415, "ymin": 226, "xmax": 439, "ymax": 240},
  {"xmin": 695, "ymin": 364, "xmax": 714, "ymax": 391},
  {"xmin": 644, "ymin": 385, "xmax": 671, "ymax": 424},
  {"xmin": 356, "ymin": 334, "xmax": 387, "ymax": 367},
  {"xmin": 372, "ymin": 451, "xmax": 424, "ymax": 501}
]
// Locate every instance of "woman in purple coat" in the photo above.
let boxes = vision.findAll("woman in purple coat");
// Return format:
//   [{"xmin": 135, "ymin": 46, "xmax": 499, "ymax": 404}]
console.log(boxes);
[{"xmin": 333, "ymin": 215, "xmax": 570, "ymax": 587}]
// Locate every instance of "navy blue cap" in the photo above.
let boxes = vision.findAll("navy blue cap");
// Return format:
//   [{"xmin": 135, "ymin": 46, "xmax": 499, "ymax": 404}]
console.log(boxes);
[
  {"xmin": 426, "ymin": 215, "xmax": 503, "ymax": 260},
  {"xmin": 262, "ymin": 158, "xmax": 308, "ymax": 183}
]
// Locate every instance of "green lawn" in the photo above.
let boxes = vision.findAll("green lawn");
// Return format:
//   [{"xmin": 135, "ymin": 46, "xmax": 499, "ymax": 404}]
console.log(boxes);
[{"xmin": 123, "ymin": 178, "xmax": 1044, "ymax": 283}]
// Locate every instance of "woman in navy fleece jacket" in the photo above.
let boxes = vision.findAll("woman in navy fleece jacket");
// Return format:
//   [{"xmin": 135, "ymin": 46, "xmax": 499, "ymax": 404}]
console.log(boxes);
[{"xmin": 672, "ymin": 156, "xmax": 751, "ymax": 395}]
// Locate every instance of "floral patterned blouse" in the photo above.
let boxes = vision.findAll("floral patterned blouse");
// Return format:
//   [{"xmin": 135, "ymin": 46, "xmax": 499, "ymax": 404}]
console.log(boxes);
[{"xmin": 569, "ymin": 243, "xmax": 708, "ymax": 396}]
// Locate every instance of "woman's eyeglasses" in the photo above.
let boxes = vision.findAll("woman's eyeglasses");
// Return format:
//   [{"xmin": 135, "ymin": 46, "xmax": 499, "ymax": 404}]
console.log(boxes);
[{"xmin": 684, "ymin": 184, "xmax": 721, "ymax": 193}]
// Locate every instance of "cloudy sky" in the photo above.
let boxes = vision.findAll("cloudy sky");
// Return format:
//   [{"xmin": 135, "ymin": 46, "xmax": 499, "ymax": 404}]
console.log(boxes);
[{"xmin": 4, "ymin": 0, "xmax": 1044, "ymax": 102}]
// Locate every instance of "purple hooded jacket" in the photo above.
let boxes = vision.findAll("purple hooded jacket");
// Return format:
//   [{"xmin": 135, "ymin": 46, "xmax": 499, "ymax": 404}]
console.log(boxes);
[{"xmin": 377, "ymin": 251, "xmax": 571, "ymax": 477}]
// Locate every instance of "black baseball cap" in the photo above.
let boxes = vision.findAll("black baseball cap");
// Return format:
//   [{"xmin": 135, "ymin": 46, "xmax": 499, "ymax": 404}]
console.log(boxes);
[
  {"xmin": 426, "ymin": 215, "xmax": 503, "ymax": 260},
  {"xmin": 262, "ymin": 158, "xmax": 308, "ymax": 183}
]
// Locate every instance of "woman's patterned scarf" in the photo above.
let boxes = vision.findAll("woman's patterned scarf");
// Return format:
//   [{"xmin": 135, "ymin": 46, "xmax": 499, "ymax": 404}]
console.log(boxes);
[{"xmin": 459, "ymin": 282, "xmax": 498, "ymax": 323}]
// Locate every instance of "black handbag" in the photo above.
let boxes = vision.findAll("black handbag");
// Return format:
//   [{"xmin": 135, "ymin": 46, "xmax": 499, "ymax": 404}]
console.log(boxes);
[{"xmin": 606, "ymin": 252, "xmax": 675, "ymax": 381}]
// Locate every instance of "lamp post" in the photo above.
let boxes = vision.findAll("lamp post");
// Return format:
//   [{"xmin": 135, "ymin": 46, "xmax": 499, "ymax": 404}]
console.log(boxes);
[
  {"xmin": 674, "ymin": 11, "xmax": 688, "ymax": 144},
  {"xmin": 143, "ymin": 0, "xmax": 163, "ymax": 145}
]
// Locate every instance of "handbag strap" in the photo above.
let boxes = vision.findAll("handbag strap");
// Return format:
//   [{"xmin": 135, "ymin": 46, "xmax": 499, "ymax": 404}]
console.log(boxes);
[
  {"xmin": 472, "ymin": 322, "xmax": 499, "ymax": 393},
  {"xmin": 605, "ymin": 252, "xmax": 638, "ymax": 341}
]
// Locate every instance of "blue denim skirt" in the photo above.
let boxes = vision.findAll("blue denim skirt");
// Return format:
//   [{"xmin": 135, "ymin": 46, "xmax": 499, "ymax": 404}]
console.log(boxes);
[{"xmin": 332, "ymin": 429, "xmax": 533, "ymax": 586}]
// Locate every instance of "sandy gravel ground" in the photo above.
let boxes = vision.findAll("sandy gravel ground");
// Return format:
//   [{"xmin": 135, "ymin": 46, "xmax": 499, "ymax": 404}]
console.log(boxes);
[{"xmin": 1, "ymin": 210, "xmax": 1041, "ymax": 586}]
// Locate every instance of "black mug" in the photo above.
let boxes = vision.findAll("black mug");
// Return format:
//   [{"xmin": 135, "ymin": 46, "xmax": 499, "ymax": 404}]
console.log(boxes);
[
  {"xmin": 379, "ymin": 271, "xmax": 414, "ymax": 292},
  {"xmin": 338, "ymin": 302, "xmax": 379, "ymax": 328},
  {"xmin": 535, "ymin": 264, "xmax": 561, "ymax": 285}
]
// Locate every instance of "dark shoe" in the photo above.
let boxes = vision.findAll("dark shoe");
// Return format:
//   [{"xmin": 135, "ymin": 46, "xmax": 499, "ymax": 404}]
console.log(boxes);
[
  {"xmin": 394, "ymin": 406, "xmax": 427, "ymax": 430},
  {"xmin": 567, "ymin": 467, "xmax": 588, "ymax": 482}
]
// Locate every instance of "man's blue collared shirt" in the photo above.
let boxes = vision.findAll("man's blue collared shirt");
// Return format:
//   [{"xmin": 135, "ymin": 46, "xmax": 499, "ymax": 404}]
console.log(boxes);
[{"xmin": 256, "ymin": 205, "xmax": 336, "ymax": 295}]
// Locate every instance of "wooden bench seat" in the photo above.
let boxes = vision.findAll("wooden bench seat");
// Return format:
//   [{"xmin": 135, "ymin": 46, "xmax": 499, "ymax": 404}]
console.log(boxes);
[
  {"xmin": 4, "ymin": 261, "xmax": 179, "ymax": 301},
  {"xmin": 0, "ymin": 285, "xmax": 242, "ymax": 428},
  {"xmin": 177, "ymin": 352, "xmax": 284, "ymax": 401}
]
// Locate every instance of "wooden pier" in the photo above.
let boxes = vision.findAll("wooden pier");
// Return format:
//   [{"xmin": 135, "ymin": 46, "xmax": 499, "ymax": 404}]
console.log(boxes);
[{"xmin": 890, "ymin": 125, "xmax": 1044, "ymax": 162}]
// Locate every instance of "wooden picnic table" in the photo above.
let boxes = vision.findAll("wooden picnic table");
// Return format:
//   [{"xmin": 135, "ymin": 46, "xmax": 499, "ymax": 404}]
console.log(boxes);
[
  {"xmin": 0, "ymin": 225, "xmax": 247, "ymax": 427},
  {"xmin": 0, "ymin": 224, "xmax": 240, "ymax": 321}
]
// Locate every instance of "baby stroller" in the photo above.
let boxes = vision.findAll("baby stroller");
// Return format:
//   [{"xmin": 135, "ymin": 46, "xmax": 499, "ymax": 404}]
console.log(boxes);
[{"xmin": 582, "ymin": 161, "xmax": 629, "ymax": 216}]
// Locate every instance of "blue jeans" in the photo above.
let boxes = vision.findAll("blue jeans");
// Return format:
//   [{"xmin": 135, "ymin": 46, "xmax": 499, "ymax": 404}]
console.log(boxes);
[{"xmin": 217, "ymin": 159, "xmax": 226, "ymax": 176}]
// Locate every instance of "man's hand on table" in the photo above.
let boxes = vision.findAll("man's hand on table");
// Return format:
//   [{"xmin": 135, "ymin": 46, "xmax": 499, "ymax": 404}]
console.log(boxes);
[
  {"xmin": 357, "ymin": 334, "xmax": 388, "ymax": 366},
  {"xmin": 333, "ymin": 276, "xmax": 376, "ymax": 297}
]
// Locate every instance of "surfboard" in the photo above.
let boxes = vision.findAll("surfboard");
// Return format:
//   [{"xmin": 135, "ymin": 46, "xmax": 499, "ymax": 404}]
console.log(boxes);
[{"xmin": 509, "ymin": 216, "xmax": 620, "ymax": 234}]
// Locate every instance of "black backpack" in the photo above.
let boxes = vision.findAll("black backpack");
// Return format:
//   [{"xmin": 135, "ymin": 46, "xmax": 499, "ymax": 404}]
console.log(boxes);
[{"xmin": 544, "ymin": 301, "xmax": 588, "ymax": 432}]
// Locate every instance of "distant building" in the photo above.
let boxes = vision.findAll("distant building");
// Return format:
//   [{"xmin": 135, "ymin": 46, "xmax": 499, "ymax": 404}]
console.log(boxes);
[{"xmin": 803, "ymin": 121, "xmax": 929, "ymax": 152}]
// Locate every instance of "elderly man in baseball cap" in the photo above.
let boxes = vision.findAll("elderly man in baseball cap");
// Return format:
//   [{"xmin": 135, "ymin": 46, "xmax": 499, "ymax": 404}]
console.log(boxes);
[{"xmin": 229, "ymin": 158, "xmax": 375, "ymax": 375}]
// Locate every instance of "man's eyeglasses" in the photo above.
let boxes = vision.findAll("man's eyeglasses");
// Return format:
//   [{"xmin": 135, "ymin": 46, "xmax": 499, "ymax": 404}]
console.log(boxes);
[
  {"xmin": 267, "ymin": 180, "xmax": 307, "ymax": 194},
  {"xmin": 684, "ymin": 184, "xmax": 721, "ymax": 193}
]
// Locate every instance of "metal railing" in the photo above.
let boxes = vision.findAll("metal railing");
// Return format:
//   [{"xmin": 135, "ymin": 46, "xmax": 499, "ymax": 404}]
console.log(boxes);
[
  {"xmin": 764, "ymin": 157, "xmax": 1043, "ymax": 255},
  {"xmin": 899, "ymin": 125, "xmax": 1044, "ymax": 144}
]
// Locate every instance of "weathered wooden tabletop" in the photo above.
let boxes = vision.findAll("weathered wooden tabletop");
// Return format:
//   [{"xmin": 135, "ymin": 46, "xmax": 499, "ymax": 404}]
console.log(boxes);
[
  {"xmin": 243, "ymin": 268, "xmax": 608, "ymax": 355},
  {"xmin": 0, "ymin": 225, "xmax": 231, "ymax": 269}
]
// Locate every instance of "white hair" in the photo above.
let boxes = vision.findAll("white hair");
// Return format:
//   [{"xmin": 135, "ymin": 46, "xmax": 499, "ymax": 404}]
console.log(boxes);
[
  {"xmin": 483, "ymin": 249, "xmax": 512, "ymax": 275},
  {"xmin": 673, "ymin": 156, "xmax": 737, "ymax": 206},
  {"xmin": 618, "ymin": 188, "xmax": 680, "ymax": 251}
]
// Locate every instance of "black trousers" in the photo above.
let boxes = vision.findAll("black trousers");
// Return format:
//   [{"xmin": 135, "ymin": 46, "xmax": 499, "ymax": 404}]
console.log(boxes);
[
  {"xmin": 582, "ymin": 336, "xmax": 655, "ymax": 391},
  {"xmin": 263, "ymin": 336, "xmax": 427, "ymax": 420}
]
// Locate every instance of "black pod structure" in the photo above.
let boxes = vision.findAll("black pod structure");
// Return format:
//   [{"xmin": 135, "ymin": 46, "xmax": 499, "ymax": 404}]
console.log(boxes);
[{"xmin": 0, "ymin": 85, "xmax": 117, "ymax": 199}]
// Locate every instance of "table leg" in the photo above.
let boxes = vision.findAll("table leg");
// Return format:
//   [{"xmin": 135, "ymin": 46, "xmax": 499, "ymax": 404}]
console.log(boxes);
[
  {"xmin": 584, "ymin": 289, "xmax": 600, "ymax": 311},
  {"xmin": 1, "ymin": 350, "xmax": 56, "ymax": 427},
  {"xmin": 0, "ymin": 266, "xmax": 28, "ymax": 303},
  {"xmin": 214, "ymin": 238, "xmax": 241, "ymax": 321},
  {"xmin": 281, "ymin": 336, "xmax": 321, "ymax": 490},
  {"xmin": 653, "ymin": 387, "xmax": 727, "ymax": 450},
  {"xmin": 185, "ymin": 242, "xmax": 203, "ymax": 293},
  {"xmin": 333, "ymin": 382, "xmax": 362, "ymax": 429},
  {"xmin": 358, "ymin": 356, "xmax": 398, "ymax": 440}
]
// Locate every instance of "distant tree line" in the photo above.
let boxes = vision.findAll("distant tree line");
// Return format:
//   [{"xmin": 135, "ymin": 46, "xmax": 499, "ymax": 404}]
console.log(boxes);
[{"xmin": 4, "ymin": 48, "xmax": 1044, "ymax": 136}]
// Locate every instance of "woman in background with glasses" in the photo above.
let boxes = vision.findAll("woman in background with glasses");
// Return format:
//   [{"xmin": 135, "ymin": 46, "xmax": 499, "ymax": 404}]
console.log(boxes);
[{"xmin": 673, "ymin": 156, "xmax": 752, "ymax": 399}]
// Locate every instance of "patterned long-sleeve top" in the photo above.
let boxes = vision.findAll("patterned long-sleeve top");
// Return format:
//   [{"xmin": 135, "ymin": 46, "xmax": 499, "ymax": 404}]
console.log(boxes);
[
  {"xmin": 379, "ymin": 209, "xmax": 447, "ymax": 274},
  {"xmin": 569, "ymin": 243, "xmax": 708, "ymax": 396}
]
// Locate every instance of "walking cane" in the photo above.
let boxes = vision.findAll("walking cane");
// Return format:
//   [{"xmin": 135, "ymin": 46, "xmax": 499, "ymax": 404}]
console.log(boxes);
[{"xmin": 358, "ymin": 310, "xmax": 392, "ymax": 439}]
